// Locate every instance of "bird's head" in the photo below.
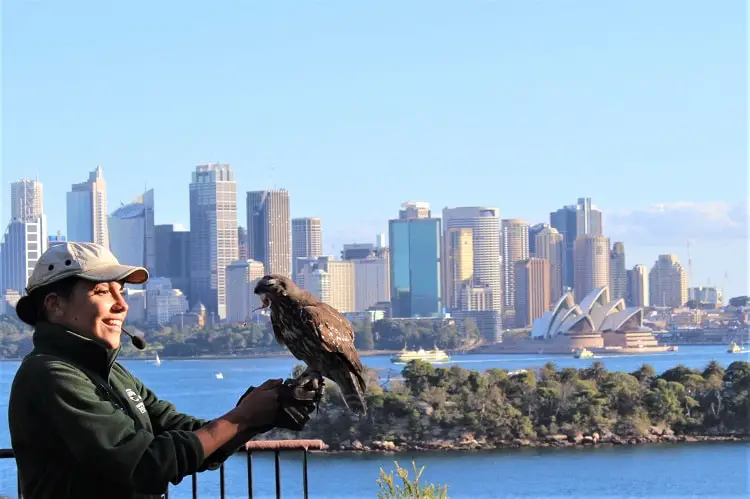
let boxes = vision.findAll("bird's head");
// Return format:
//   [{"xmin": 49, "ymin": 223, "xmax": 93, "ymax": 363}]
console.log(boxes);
[{"xmin": 253, "ymin": 274, "xmax": 295, "ymax": 308}]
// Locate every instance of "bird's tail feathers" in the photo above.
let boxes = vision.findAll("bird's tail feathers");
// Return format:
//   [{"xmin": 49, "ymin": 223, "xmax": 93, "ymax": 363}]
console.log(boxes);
[{"xmin": 331, "ymin": 370, "xmax": 368, "ymax": 415}]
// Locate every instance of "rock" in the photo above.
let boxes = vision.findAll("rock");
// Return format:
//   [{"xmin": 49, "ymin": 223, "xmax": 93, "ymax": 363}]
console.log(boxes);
[
  {"xmin": 661, "ymin": 428, "xmax": 674, "ymax": 437},
  {"xmin": 351, "ymin": 440, "xmax": 364, "ymax": 451},
  {"xmin": 511, "ymin": 438, "xmax": 531, "ymax": 447},
  {"xmin": 547, "ymin": 434, "xmax": 569, "ymax": 442},
  {"xmin": 582, "ymin": 436, "xmax": 595, "ymax": 445},
  {"xmin": 573, "ymin": 432, "xmax": 584, "ymax": 444}
]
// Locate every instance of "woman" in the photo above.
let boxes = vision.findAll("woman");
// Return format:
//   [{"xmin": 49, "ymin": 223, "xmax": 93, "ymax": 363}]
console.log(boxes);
[{"xmin": 8, "ymin": 242, "xmax": 320, "ymax": 499}]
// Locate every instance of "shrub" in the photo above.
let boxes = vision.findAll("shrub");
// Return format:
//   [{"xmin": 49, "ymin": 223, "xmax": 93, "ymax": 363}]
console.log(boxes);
[{"xmin": 376, "ymin": 460, "xmax": 449, "ymax": 499}]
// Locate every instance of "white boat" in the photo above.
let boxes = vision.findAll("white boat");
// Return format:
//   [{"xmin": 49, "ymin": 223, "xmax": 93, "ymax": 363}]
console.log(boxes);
[
  {"xmin": 215, "ymin": 372, "xmax": 224, "ymax": 379},
  {"xmin": 390, "ymin": 346, "xmax": 451, "ymax": 364},
  {"xmin": 573, "ymin": 347, "xmax": 594, "ymax": 359}
]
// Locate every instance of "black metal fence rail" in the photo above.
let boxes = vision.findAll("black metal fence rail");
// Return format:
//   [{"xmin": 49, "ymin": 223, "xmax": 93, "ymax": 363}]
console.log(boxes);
[{"xmin": 1, "ymin": 439, "xmax": 327, "ymax": 499}]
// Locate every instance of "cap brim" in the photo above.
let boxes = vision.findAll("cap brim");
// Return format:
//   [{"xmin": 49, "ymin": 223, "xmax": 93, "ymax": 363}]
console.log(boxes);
[{"xmin": 79, "ymin": 265, "xmax": 149, "ymax": 285}]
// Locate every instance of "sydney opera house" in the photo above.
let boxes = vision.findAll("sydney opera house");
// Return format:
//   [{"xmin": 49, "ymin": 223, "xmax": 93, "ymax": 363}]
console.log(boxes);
[{"xmin": 508, "ymin": 285, "xmax": 667, "ymax": 354}]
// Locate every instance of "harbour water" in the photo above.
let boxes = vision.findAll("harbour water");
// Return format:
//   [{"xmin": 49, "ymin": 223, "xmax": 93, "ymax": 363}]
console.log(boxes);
[{"xmin": 1, "ymin": 346, "xmax": 748, "ymax": 497}]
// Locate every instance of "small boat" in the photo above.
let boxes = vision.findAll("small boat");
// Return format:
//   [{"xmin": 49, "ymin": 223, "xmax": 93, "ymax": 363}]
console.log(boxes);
[
  {"xmin": 573, "ymin": 347, "xmax": 594, "ymax": 359},
  {"xmin": 666, "ymin": 345, "xmax": 679, "ymax": 352},
  {"xmin": 215, "ymin": 372, "xmax": 224, "ymax": 379},
  {"xmin": 154, "ymin": 353, "xmax": 162, "ymax": 366},
  {"xmin": 391, "ymin": 346, "xmax": 450, "ymax": 364},
  {"xmin": 727, "ymin": 342, "xmax": 743, "ymax": 354}
]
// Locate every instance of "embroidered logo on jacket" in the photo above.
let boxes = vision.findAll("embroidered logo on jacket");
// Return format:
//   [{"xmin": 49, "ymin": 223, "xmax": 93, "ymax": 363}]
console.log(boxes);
[{"xmin": 125, "ymin": 388, "xmax": 147, "ymax": 414}]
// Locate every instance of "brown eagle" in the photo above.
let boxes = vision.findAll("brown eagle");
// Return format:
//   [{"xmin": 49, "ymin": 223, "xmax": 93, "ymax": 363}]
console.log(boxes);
[{"xmin": 254, "ymin": 274, "xmax": 367, "ymax": 415}]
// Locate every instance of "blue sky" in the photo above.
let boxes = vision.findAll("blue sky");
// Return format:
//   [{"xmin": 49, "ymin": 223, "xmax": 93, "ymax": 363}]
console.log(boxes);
[{"xmin": 2, "ymin": 1, "xmax": 747, "ymax": 297}]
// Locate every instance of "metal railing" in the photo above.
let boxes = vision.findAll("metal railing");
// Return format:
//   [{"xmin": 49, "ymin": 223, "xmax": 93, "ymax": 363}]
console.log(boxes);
[{"xmin": 1, "ymin": 439, "xmax": 327, "ymax": 499}]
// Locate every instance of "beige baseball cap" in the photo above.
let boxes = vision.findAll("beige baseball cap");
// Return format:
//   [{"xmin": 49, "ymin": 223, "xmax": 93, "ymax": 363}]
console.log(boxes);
[{"xmin": 16, "ymin": 242, "xmax": 149, "ymax": 325}]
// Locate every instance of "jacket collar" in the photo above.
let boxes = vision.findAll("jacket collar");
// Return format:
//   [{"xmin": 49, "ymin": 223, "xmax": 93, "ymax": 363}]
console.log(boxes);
[{"xmin": 31, "ymin": 321, "xmax": 121, "ymax": 380}]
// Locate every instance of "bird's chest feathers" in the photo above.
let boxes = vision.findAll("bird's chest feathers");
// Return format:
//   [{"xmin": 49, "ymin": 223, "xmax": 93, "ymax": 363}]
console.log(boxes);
[{"xmin": 271, "ymin": 308, "xmax": 307, "ymax": 344}]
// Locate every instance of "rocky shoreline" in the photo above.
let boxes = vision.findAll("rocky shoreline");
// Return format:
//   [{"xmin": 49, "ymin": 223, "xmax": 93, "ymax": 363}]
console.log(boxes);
[{"xmin": 326, "ymin": 428, "xmax": 749, "ymax": 453}]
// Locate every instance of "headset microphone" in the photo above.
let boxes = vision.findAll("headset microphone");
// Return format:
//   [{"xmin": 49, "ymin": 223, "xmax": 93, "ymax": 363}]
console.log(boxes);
[{"xmin": 122, "ymin": 327, "xmax": 147, "ymax": 350}]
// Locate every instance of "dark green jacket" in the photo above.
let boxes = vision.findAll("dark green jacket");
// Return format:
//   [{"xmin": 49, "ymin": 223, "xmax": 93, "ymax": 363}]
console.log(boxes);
[{"xmin": 8, "ymin": 322, "xmax": 236, "ymax": 499}]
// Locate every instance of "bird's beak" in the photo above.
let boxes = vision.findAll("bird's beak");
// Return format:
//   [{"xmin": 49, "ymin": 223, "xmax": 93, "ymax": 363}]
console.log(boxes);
[{"xmin": 251, "ymin": 294, "xmax": 271, "ymax": 314}]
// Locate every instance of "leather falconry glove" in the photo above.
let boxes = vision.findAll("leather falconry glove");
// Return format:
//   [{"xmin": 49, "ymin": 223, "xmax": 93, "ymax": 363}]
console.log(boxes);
[{"xmin": 237, "ymin": 377, "xmax": 324, "ymax": 432}]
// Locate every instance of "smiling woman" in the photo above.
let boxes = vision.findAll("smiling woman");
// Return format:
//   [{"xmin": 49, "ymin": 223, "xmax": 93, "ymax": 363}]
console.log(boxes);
[{"xmin": 7, "ymin": 242, "xmax": 324, "ymax": 499}]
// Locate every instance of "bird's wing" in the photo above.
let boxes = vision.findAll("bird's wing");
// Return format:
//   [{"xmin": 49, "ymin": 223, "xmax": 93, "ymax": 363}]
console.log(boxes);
[{"xmin": 300, "ymin": 303, "xmax": 363, "ymax": 371}]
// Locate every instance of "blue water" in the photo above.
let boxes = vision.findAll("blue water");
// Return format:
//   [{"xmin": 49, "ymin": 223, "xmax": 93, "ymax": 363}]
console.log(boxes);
[{"xmin": 1, "ymin": 346, "xmax": 749, "ymax": 497}]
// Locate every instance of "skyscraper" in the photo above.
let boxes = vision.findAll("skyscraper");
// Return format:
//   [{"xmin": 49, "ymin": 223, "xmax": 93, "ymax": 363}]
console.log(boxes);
[
  {"xmin": 649, "ymin": 255, "xmax": 688, "ymax": 308},
  {"xmin": 573, "ymin": 235, "xmax": 611, "ymax": 302},
  {"xmin": 292, "ymin": 217, "xmax": 322, "ymax": 278},
  {"xmin": 528, "ymin": 223, "xmax": 549, "ymax": 257},
  {"xmin": 442, "ymin": 207, "xmax": 502, "ymax": 312},
  {"xmin": 627, "ymin": 264, "xmax": 649, "ymax": 307},
  {"xmin": 389, "ymin": 202, "xmax": 442, "ymax": 318},
  {"xmin": 189, "ymin": 163, "xmax": 238, "ymax": 320},
  {"xmin": 1, "ymin": 216, "xmax": 48, "ymax": 294},
  {"xmin": 609, "ymin": 242, "xmax": 627, "ymax": 302},
  {"xmin": 238, "ymin": 226, "xmax": 248, "ymax": 260},
  {"xmin": 66, "ymin": 166, "xmax": 109, "ymax": 247},
  {"xmin": 226, "ymin": 259, "xmax": 266, "ymax": 323},
  {"xmin": 10, "ymin": 179, "xmax": 43, "ymax": 221},
  {"xmin": 443, "ymin": 227, "xmax": 473, "ymax": 310},
  {"xmin": 550, "ymin": 197, "xmax": 603, "ymax": 289},
  {"xmin": 108, "ymin": 189, "xmax": 156, "ymax": 272},
  {"xmin": 534, "ymin": 227, "xmax": 564, "ymax": 303},
  {"xmin": 247, "ymin": 190, "xmax": 292, "ymax": 278},
  {"xmin": 514, "ymin": 258, "xmax": 550, "ymax": 328},
  {"xmin": 154, "ymin": 224, "xmax": 190, "ymax": 296},
  {"xmin": 502, "ymin": 219, "xmax": 530, "ymax": 327}
]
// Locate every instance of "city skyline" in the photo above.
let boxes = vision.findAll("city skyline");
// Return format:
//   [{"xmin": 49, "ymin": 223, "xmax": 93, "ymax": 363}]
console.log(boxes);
[
  {"xmin": 1, "ymin": 170, "xmax": 743, "ymax": 301},
  {"xmin": 2, "ymin": 2, "xmax": 746, "ymax": 297}
]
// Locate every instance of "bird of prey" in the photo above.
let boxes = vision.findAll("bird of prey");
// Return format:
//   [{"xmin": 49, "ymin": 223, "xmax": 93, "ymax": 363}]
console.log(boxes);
[{"xmin": 254, "ymin": 274, "xmax": 368, "ymax": 415}]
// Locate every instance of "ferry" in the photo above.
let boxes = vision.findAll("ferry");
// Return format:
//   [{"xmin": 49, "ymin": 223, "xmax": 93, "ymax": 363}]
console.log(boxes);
[
  {"xmin": 390, "ymin": 346, "xmax": 451, "ymax": 364},
  {"xmin": 727, "ymin": 342, "xmax": 744, "ymax": 354},
  {"xmin": 573, "ymin": 347, "xmax": 595, "ymax": 359}
]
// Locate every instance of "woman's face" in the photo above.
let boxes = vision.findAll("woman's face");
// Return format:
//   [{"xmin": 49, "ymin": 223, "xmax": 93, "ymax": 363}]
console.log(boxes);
[{"xmin": 47, "ymin": 280, "xmax": 129, "ymax": 350}]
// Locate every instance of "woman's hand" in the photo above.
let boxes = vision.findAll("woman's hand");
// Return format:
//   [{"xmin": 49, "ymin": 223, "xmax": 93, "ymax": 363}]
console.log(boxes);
[{"xmin": 236, "ymin": 378, "xmax": 283, "ymax": 428}]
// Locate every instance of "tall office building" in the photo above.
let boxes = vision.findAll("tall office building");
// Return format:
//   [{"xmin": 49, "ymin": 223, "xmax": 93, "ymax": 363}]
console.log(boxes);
[
  {"xmin": 292, "ymin": 217, "xmax": 322, "ymax": 278},
  {"xmin": 649, "ymin": 255, "xmax": 688, "ymax": 308},
  {"xmin": 528, "ymin": 223, "xmax": 549, "ymax": 257},
  {"xmin": 226, "ymin": 259, "xmax": 266, "ymax": 323},
  {"xmin": 573, "ymin": 235, "xmax": 611, "ymax": 302},
  {"xmin": 442, "ymin": 207, "xmax": 502, "ymax": 312},
  {"xmin": 154, "ymin": 224, "xmax": 190, "ymax": 295},
  {"xmin": 108, "ymin": 189, "xmax": 156, "ymax": 272},
  {"xmin": 550, "ymin": 197, "xmax": 603, "ymax": 289},
  {"xmin": 627, "ymin": 264, "xmax": 649, "ymax": 308},
  {"xmin": 514, "ymin": 258, "xmax": 550, "ymax": 328},
  {"xmin": 0, "ymin": 216, "xmax": 48, "ymax": 294},
  {"xmin": 442, "ymin": 206, "xmax": 503, "ymax": 342},
  {"xmin": 10, "ymin": 179, "xmax": 43, "ymax": 221},
  {"xmin": 238, "ymin": 226, "xmax": 248, "ymax": 260},
  {"xmin": 298, "ymin": 256, "xmax": 356, "ymax": 313},
  {"xmin": 501, "ymin": 219, "xmax": 530, "ymax": 327},
  {"xmin": 389, "ymin": 202, "xmax": 442, "ymax": 318},
  {"xmin": 609, "ymin": 242, "xmax": 627, "ymax": 302},
  {"xmin": 189, "ymin": 163, "xmax": 238, "ymax": 320},
  {"xmin": 353, "ymin": 255, "xmax": 390, "ymax": 312},
  {"xmin": 534, "ymin": 227, "xmax": 564, "ymax": 303},
  {"xmin": 66, "ymin": 167, "xmax": 109, "ymax": 247},
  {"xmin": 443, "ymin": 227, "xmax": 473, "ymax": 310},
  {"xmin": 247, "ymin": 190, "xmax": 291, "ymax": 278}
]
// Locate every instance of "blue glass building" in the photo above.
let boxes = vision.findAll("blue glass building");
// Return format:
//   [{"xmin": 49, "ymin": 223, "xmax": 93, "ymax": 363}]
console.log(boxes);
[{"xmin": 388, "ymin": 217, "xmax": 442, "ymax": 318}]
